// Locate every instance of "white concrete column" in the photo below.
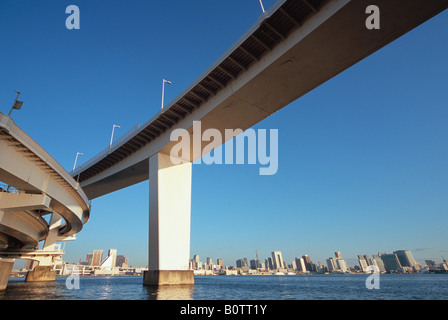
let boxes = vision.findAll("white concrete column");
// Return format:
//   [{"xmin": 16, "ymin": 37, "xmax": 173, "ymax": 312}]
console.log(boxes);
[
  {"xmin": 148, "ymin": 152, "xmax": 192, "ymax": 271},
  {"xmin": 0, "ymin": 259, "xmax": 14, "ymax": 291}
]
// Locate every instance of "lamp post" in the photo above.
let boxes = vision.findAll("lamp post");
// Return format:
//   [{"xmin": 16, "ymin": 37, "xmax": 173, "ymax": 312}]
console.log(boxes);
[
  {"xmin": 8, "ymin": 90, "xmax": 23, "ymax": 117},
  {"xmin": 73, "ymin": 152, "xmax": 84, "ymax": 171},
  {"xmin": 109, "ymin": 124, "xmax": 120, "ymax": 148},
  {"xmin": 259, "ymin": 0, "xmax": 266, "ymax": 13},
  {"xmin": 161, "ymin": 79, "xmax": 172, "ymax": 109}
]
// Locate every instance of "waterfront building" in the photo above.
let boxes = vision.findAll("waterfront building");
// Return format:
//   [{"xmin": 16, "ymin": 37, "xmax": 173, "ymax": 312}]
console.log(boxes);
[
  {"xmin": 380, "ymin": 253, "xmax": 403, "ymax": 272},
  {"xmin": 236, "ymin": 258, "xmax": 248, "ymax": 269},
  {"xmin": 86, "ymin": 254, "xmax": 93, "ymax": 265},
  {"xmin": 108, "ymin": 249, "xmax": 117, "ymax": 268},
  {"xmin": 266, "ymin": 257, "xmax": 274, "ymax": 270},
  {"xmin": 358, "ymin": 256, "xmax": 368, "ymax": 272},
  {"xmin": 250, "ymin": 259, "xmax": 260, "ymax": 270},
  {"xmin": 295, "ymin": 257, "xmax": 307, "ymax": 272},
  {"xmin": 371, "ymin": 255, "xmax": 386, "ymax": 273},
  {"xmin": 290, "ymin": 260, "xmax": 297, "ymax": 271},
  {"xmin": 326, "ymin": 257, "xmax": 338, "ymax": 272},
  {"xmin": 116, "ymin": 255, "xmax": 128, "ymax": 267},
  {"xmin": 302, "ymin": 254, "xmax": 315, "ymax": 272},
  {"xmin": 272, "ymin": 251, "xmax": 284, "ymax": 270},
  {"xmin": 363, "ymin": 255, "xmax": 372, "ymax": 265},
  {"xmin": 336, "ymin": 258, "xmax": 348, "ymax": 272},
  {"xmin": 193, "ymin": 254, "xmax": 201, "ymax": 269},
  {"xmin": 91, "ymin": 250, "xmax": 103, "ymax": 266},
  {"xmin": 394, "ymin": 250, "xmax": 417, "ymax": 268},
  {"xmin": 99, "ymin": 249, "xmax": 117, "ymax": 270}
]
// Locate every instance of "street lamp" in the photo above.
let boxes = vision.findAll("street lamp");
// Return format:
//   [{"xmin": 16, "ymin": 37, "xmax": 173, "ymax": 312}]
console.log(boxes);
[
  {"xmin": 73, "ymin": 152, "xmax": 84, "ymax": 171},
  {"xmin": 109, "ymin": 124, "xmax": 120, "ymax": 148},
  {"xmin": 8, "ymin": 90, "xmax": 23, "ymax": 117},
  {"xmin": 161, "ymin": 79, "xmax": 172, "ymax": 109},
  {"xmin": 259, "ymin": 0, "xmax": 266, "ymax": 13}
]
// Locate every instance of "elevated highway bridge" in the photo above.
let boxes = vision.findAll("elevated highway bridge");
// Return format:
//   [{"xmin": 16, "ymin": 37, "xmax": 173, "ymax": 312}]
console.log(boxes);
[
  {"xmin": 0, "ymin": 113, "xmax": 90, "ymax": 290},
  {"xmin": 70, "ymin": 0, "xmax": 447, "ymax": 286},
  {"xmin": 0, "ymin": 0, "xmax": 446, "ymax": 289}
]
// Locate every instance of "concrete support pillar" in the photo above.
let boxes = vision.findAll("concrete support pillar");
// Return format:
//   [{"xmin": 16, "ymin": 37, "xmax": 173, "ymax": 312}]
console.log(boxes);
[
  {"xmin": 25, "ymin": 265, "xmax": 56, "ymax": 282},
  {"xmin": 0, "ymin": 259, "xmax": 14, "ymax": 291},
  {"xmin": 143, "ymin": 153, "xmax": 194, "ymax": 286}
]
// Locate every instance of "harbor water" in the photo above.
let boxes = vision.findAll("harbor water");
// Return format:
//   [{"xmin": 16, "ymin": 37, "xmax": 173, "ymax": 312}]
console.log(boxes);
[{"xmin": 1, "ymin": 273, "xmax": 447, "ymax": 300}]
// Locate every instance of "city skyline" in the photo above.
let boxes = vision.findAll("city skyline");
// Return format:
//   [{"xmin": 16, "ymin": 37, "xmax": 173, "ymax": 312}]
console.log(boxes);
[
  {"xmin": 58, "ymin": 246, "xmax": 447, "ymax": 272},
  {"xmin": 1, "ymin": 1, "xmax": 447, "ymax": 269},
  {"xmin": 189, "ymin": 248, "xmax": 447, "ymax": 274}
]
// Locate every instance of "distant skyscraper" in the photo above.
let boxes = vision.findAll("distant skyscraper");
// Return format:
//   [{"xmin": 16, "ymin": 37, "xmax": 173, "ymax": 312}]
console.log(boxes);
[
  {"xmin": 372, "ymin": 255, "xmax": 386, "ymax": 273},
  {"xmin": 116, "ymin": 255, "xmax": 128, "ymax": 267},
  {"xmin": 381, "ymin": 253, "xmax": 402, "ymax": 272},
  {"xmin": 394, "ymin": 250, "xmax": 417, "ymax": 268},
  {"xmin": 99, "ymin": 249, "xmax": 117, "ymax": 270},
  {"xmin": 335, "ymin": 251, "xmax": 343, "ymax": 259},
  {"xmin": 86, "ymin": 254, "xmax": 93, "ymax": 265},
  {"xmin": 250, "ymin": 259, "xmax": 258, "ymax": 270},
  {"xmin": 336, "ymin": 258, "xmax": 348, "ymax": 272},
  {"xmin": 326, "ymin": 257, "xmax": 337, "ymax": 272},
  {"xmin": 217, "ymin": 259, "xmax": 223, "ymax": 267},
  {"xmin": 358, "ymin": 255, "xmax": 368, "ymax": 272},
  {"xmin": 91, "ymin": 250, "xmax": 103, "ymax": 266},
  {"xmin": 272, "ymin": 251, "xmax": 284, "ymax": 270},
  {"xmin": 193, "ymin": 254, "xmax": 200, "ymax": 269},
  {"xmin": 301, "ymin": 254, "xmax": 311, "ymax": 270},
  {"xmin": 267, "ymin": 257, "xmax": 274, "ymax": 270},
  {"xmin": 236, "ymin": 259, "xmax": 248, "ymax": 269},
  {"xmin": 295, "ymin": 257, "xmax": 307, "ymax": 272},
  {"xmin": 107, "ymin": 249, "xmax": 117, "ymax": 268}
]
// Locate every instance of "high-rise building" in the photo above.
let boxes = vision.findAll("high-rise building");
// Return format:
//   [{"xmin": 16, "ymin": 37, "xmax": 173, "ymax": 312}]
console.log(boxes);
[
  {"xmin": 394, "ymin": 250, "xmax": 417, "ymax": 268},
  {"xmin": 358, "ymin": 255, "xmax": 369, "ymax": 272},
  {"xmin": 250, "ymin": 259, "xmax": 259, "ymax": 270},
  {"xmin": 335, "ymin": 251, "xmax": 343, "ymax": 259},
  {"xmin": 86, "ymin": 254, "xmax": 93, "ymax": 265},
  {"xmin": 380, "ymin": 253, "xmax": 402, "ymax": 272},
  {"xmin": 116, "ymin": 255, "xmax": 128, "ymax": 267},
  {"xmin": 272, "ymin": 251, "xmax": 284, "ymax": 270},
  {"xmin": 91, "ymin": 250, "xmax": 103, "ymax": 266},
  {"xmin": 302, "ymin": 254, "xmax": 313, "ymax": 271},
  {"xmin": 100, "ymin": 249, "xmax": 117, "ymax": 270},
  {"xmin": 217, "ymin": 259, "xmax": 223, "ymax": 267},
  {"xmin": 291, "ymin": 260, "xmax": 297, "ymax": 270},
  {"xmin": 326, "ymin": 257, "xmax": 338, "ymax": 272},
  {"xmin": 265, "ymin": 258, "xmax": 273, "ymax": 270},
  {"xmin": 193, "ymin": 254, "xmax": 200, "ymax": 269},
  {"xmin": 372, "ymin": 255, "xmax": 386, "ymax": 273},
  {"xmin": 108, "ymin": 249, "xmax": 117, "ymax": 268},
  {"xmin": 295, "ymin": 257, "xmax": 307, "ymax": 272},
  {"xmin": 336, "ymin": 258, "xmax": 348, "ymax": 272},
  {"xmin": 236, "ymin": 258, "xmax": 248, "ymax": 269}
]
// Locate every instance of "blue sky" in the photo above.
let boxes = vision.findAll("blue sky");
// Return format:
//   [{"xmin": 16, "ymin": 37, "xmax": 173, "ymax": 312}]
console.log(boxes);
[{"xmin": 1, "ymin": 1, "xmax": 447, "ymax": 268}]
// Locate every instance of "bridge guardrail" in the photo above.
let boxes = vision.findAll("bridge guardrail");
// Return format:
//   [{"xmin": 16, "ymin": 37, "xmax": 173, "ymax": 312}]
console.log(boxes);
[{"xmin": 70, "ymin": 123, "xmax": 141, "ymax": 177}]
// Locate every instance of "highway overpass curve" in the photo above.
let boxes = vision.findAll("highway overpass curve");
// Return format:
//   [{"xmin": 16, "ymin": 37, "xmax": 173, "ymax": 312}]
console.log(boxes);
[
  {"xmin": 0, "ymin": 113, "xmax": 90, "ymax": 249},
  {"xmin": 72, "ymin": 0, "xmax": 448, "ymax": 199}
]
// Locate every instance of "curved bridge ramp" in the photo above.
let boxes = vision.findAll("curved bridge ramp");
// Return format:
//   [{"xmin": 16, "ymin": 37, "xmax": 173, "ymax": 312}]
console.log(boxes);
[{"xmin": 0, "ymin": 113, "xmax": 90, "ymax": 289}]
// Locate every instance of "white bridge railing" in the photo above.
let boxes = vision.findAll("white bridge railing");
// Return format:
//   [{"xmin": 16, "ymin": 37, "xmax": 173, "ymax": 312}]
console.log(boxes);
[{"xmin": 70, "ymin": 123, "xmax": 141, "ymax": 177}]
